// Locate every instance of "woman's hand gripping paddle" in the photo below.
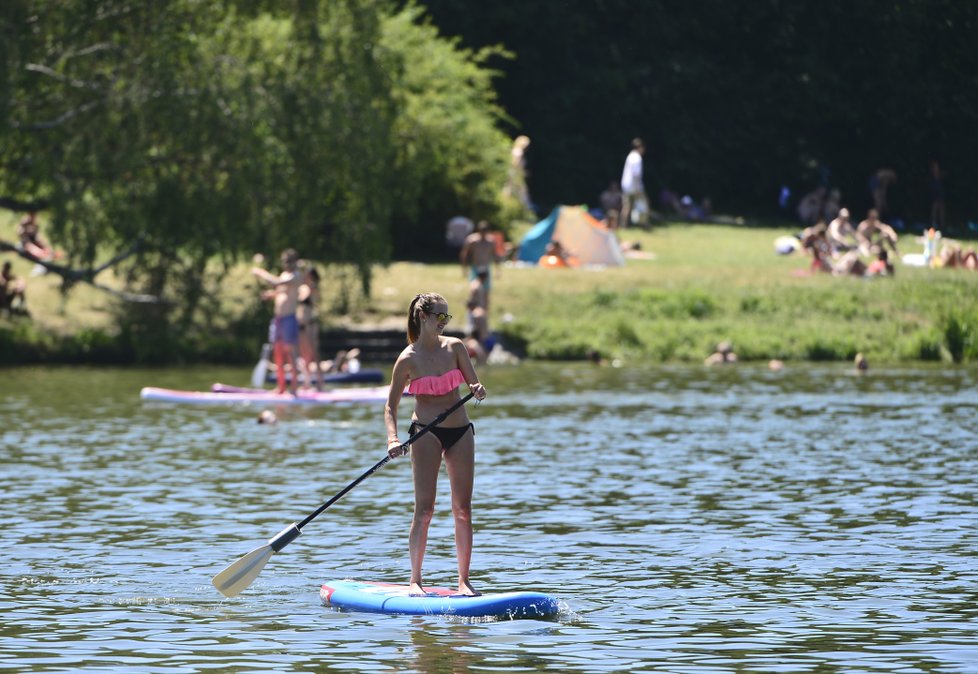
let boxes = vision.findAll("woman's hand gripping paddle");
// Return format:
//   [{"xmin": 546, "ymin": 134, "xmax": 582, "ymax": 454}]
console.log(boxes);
[{"xmin": 211, "ymin": 392, "xmax": 475, "ymax": 597}]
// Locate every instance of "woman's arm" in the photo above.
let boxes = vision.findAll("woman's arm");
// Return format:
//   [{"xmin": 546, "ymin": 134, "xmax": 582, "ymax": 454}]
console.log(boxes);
[
  {"xmin": 385, "ymin": 352, "xmax": 413, "ymax": 457},
  {"xmin": 453, "ymin": 339, "xmax": 487, "ymax": 400}
]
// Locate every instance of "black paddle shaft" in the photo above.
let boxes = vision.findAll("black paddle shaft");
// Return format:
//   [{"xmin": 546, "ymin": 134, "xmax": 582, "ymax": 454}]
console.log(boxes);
[{"xmin": 289, "ymin": 392, "xmax": 475, "ymax": 536}]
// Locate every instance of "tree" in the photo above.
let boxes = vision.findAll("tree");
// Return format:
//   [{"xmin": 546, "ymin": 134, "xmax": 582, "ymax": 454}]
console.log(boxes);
[
  {"xmin": 419, "ymin": 0, "xmax": 978, "ymax": 223},
  {"xmin": 0, "ymin": 0, "xmax": 514, "ymax": 358}
]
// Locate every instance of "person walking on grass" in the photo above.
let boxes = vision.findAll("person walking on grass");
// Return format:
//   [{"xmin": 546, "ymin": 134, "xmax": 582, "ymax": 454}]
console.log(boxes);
[
  {"xmin": 620, "ymin": 137, "xmax": 648, "ymax": 228},
  {"xmin": 384, "ymin": 292, "xmax": 487, "ymax": 596},
  {"xmin": 459, "ymin": 220, "xmax": 500, "ymax": 301}
]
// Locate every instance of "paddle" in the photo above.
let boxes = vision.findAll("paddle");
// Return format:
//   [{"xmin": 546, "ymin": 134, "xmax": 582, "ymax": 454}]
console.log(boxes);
[
  {"xmin": 212, "ymin": 391, "xmax": 475, "ymax": 597},
  {"xmin": 250, "ymin": 343, "xmax": 272, "ymax": 387}
]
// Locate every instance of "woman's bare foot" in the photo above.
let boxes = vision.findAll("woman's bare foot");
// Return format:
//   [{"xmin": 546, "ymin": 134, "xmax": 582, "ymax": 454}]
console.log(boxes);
[
  {"xmin": 408, "ymin": 582, "xmax": 427, "ymax": 596},
  {"xmin": 458, "ymin": 581, "xmax": 480, "ymax": 596}
]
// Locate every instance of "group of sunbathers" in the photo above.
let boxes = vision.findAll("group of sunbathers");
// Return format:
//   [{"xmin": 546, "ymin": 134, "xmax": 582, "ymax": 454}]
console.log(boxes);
[{"xmin": 801, "ymin": 207, "xmax": 897, "ymax": 277}]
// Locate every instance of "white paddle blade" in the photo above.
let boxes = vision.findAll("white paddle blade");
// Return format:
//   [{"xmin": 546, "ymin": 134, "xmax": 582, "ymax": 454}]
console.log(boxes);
[
  {"xmin": 212, "ymin": 544, "xmax": 276, "ymax": 597},
  {"xmin": 250, "ymin": 344, "xmax": 271, "ymax": 387}
]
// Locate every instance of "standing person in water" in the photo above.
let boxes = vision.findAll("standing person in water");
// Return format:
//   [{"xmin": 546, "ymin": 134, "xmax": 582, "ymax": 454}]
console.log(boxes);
[{"xmin": 384, "ymin": 292, "xmax": 488, "ymax": 596}]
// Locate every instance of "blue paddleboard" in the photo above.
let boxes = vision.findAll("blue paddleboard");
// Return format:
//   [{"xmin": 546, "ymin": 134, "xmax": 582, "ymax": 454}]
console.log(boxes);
[{"xmin": 320, "ymin": 579, "xmax": 559, "ymax": 619}]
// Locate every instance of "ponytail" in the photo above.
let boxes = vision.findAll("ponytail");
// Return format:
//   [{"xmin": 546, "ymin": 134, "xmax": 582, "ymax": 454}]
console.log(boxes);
[{"xmin": 407, "ymin": 295, "xmax": 423, "ymax": 344}]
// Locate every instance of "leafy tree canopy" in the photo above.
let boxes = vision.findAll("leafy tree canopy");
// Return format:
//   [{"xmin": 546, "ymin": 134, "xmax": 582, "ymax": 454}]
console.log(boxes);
[{"xmin": 0, "ymin": 0, "xmax": 517, "ymax": 327}]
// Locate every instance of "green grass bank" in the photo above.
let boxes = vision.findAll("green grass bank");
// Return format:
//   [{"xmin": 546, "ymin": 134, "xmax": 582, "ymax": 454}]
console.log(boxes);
[{"xmin": 3, "ymin": 220, "xmax": 978, "ymax": 365}]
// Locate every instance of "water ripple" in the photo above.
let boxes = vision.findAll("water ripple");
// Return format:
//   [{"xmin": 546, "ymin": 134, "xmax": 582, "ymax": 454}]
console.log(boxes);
[{"xmin": 1, "ymin": 364, "xmax": 976, "ymax": 672}]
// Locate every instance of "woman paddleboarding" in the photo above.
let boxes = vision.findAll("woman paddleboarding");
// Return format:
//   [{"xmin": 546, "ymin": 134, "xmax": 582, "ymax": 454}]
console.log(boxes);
[{"xmin": 384, "ymin": 292, "xmax": 487, "ymax": 596}]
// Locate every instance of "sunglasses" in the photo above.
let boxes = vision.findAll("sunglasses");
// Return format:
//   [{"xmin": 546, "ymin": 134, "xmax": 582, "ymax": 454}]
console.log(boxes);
[{"xmin": 428, "ymin": 311, "xmax": 453, "ymax": 323}]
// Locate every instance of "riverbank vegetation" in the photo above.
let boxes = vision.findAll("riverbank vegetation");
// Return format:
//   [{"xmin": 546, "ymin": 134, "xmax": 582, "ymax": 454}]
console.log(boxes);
[
  {"xmin": 3, "ymin": 2, "xmax": 978, "ymax": 367},
  {"xmin": 1, "ymin": 1, "xmax": 524, "ymax": 337},
  {"xmin": 4, "ymin": 219, "xmax": 977, "ymax": 366}
]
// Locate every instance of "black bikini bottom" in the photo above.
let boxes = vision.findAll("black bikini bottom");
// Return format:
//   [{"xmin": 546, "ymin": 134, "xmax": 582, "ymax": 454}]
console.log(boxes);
[{"xmin": 409, "ymin": 422, "xmax": 474, "ymax": 450}]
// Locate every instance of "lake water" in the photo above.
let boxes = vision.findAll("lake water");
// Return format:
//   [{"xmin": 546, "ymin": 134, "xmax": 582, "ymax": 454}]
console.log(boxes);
[{"xmin": 2, "ymin": 363, "xmax": 976, "ymax": 673}]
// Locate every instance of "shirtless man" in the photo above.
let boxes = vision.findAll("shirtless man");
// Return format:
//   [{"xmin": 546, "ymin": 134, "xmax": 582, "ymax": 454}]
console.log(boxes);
[
  {"xmin": 827, "ymin": 207, "xmax": 858, "ymax": 254},
  {"xmin": 459, "ymin": 221, "xmax": 499, "ymax": 304},
  {"xmin": 252, "ymin": 248, "xmax": 303, "ymax": 395},
  {"xmin": 856, "ymin": 208, "xmax": 899, "ymax": 257}
]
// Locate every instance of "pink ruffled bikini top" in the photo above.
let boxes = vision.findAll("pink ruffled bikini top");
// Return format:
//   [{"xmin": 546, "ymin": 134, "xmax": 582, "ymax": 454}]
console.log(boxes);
[{"xmin": 407, "ymin": 368, "xmax": 465, "ymax": 396}]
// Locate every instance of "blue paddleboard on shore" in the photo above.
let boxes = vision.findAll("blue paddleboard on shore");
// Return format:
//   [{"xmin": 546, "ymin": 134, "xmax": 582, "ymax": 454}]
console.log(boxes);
[{"xmin": 320, "ymin": 580, "xmax": 559, "ymax": 619}]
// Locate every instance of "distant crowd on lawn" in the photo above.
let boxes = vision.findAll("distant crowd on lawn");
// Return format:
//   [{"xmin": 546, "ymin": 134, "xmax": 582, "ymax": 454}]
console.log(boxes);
[
  {"xmin": 787, "ymin": 161, "xmax": 976, "ymax": 276},
  {"xmin": 8, "ymin": 135, "xmax": 975, "ymax": 378}
]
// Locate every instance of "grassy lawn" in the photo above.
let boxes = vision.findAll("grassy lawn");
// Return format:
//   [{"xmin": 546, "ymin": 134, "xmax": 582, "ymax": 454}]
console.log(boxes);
[
  {"xmin": 3, "ymin": 212, "xmax": 978, "ymax": 364},
  {"xmin": 372, "ymin": 221, "xmax": 977, "ymax": 364}
]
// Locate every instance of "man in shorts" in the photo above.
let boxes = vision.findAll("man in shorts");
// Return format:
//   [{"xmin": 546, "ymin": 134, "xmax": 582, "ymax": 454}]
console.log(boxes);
[{"xmin": 252, "ymin": 248, "xmax": 303, "ymax": 395}]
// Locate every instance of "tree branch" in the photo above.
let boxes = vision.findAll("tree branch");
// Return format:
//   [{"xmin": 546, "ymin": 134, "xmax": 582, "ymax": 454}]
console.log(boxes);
[
  {"xmin": 0, "ymin": 236, "xmax": 164, "ymax": 304},
  {"xmin": 12, "ymin": 99, "xmax": 102, "ymax": 131},
  {"xmin": 62, "ymin": 42, "xmax": 118, "ymax": 60},
  {"xmin": 0, "ymin": 198, "xmax": 49, "ymax": 212},
  {"xmin": 25, "ymin": 63, "xmax": 102, "ymax": 90}
]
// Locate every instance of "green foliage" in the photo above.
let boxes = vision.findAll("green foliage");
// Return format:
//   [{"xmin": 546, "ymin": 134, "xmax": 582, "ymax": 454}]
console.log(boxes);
[
  {"xmin": 0, "ymin": 0, "xmax": 513, "ymax": 331},
  {"xmin": 581, "ymin": 287, "xmax": 717, "ymax": 321},
  {"xmin": 899, "ymin": 330, "xmax": 945, "ymax": 363},
  {"xmin": 421, "ymin": 0, "xmax": 978, "ymax": 222},
  {"xmin": 608, "ymin": 318, "xmax": 642, "ymax": 349},
  {"xmin": 941, "ymin": 310, "xmax": 978, "ymax": 363},
  {"xmin": 0, "ymin": 321, "xmax": 124, "ymax": 364},
  {"xmin": 0, "ymin": 320, "xmax": 46, "ymax": 364},
  {"xmin": 380, "ymin": 5, "xmax": 514, "ymax": 255}
]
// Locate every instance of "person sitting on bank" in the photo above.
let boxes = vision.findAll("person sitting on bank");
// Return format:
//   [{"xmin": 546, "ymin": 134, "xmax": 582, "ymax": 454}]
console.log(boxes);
[
  {"xmin": 938, "ymin": 242, "xmax": 978, "ymax": 270},
  {"xmin": 599, "ymin": 181, "xmax": 623, "ymax": 220},
  {"xmin": 827, "ymin": 207, "xmax": 858, "ymax": 253},
  {"xmin": 801, "ymin": 221, "xmax": 833, "ymax": 273},
  {"xmin": 865, "ymin": 249, "xmax": 894, "ymax": 277},
  {"xmin": 540, "ymin": 240, "xmax": 577, "ymax": 268},
  {"xmin": 856, "ymin": 209, "xmax": 899, "ymax": 257},
  {"xmin": 801, "ymin": 221, "xmax": 867, "ymax": 276},
  {"xmin": 16, "ymin": 212, "xmax": 58, "ymax": 261},
  {"xmin": 323, "ymin": 348, "xmax": 362, "ymax": 374},
  {"xmin": 831, "ymin": 250, "xmax": 868, "ymax": 276},
  {"xmin": 1, "ymin": 261, "xmax": 28, "ymax": 314}
]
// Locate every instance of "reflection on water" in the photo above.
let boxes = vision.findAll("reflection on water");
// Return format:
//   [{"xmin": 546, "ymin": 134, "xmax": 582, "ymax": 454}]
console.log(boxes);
[{"xmin": 1, "ymin": 363, "xmax": 976, "ymax": 672}]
